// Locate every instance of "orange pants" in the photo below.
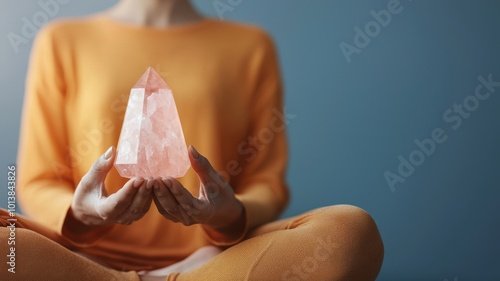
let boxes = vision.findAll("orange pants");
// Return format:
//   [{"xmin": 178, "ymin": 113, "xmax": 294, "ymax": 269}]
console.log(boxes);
[{"xmin": 0, "ymin": 205, "xmax": 383, "ymax": 281}]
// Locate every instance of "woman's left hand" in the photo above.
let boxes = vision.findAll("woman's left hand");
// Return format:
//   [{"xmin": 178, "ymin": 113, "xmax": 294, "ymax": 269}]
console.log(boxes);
[{"xmin": 152, "ymin": 146, "xmax": 244, "ymax": 230}]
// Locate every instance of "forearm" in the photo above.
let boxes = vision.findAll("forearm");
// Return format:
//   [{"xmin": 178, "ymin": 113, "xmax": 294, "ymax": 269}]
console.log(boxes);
[
  {"xmin": 17, "ymin": 182, "xmax": 74, "ymax": 232},
  {"xmin": 17, "ymin": 182, "xmax": 111, "ymax": 246}
]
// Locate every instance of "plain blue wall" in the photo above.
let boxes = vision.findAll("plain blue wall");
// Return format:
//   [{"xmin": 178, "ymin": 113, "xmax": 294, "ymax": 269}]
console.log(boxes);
[{"xmin": 1, "ymin": 1, "xmax": 499, "ymax": 280}]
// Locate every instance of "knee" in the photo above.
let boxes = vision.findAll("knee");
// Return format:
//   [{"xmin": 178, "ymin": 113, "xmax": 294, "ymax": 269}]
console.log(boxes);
[{"xmin": 310, "ymin": 205, "xmax": 384, "ymax": 280}]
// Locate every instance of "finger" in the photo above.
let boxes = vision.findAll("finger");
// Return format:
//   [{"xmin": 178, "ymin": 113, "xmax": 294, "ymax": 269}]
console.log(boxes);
[
  {"xmin": 146, "ymin": 178, "xmax": 156, "ymax": 189},
  {"xmin": 175, "ymin": 206, "xmax": 195, "ymax": 226},
  {"xmin": 131, "ymin": 180, "xmax": 154, "ymax": 222},
  {"xmin": 188, "ymin": 146, "xmax": 226, "ymax": 193},
  {"xmin": 83, "ymin": 146, "xmax": 115, "ymax": 187},
  {"xmin": 120, "ymin": 193, "xmax": 153, "ymax": 225},
  {"xmin": 138, "ymin": 193, "xmax": 153, "ymax": 219},
  {"xmin": 152, "ymin": 194, "xmax": 181, "ymax": 223},
  {"xmin": 154, "ymin": 205, "xmax": 181, "ymax": 223},
  {"xmin": 154, "ymin": 179, "xmax": 181, "ymax": 211},
  {"xmin": 152, "ymin": 180, "xmax": 183, "ymax": 222},
  {"xmin": 98, "ymin": 178, "xmax": 142, "ymax": 220},
  {"xmin": 116, "ymin": 180, "xmax": 153, "ymax": 223},
  {"xmin": 154, "ymin": 179, "xmax": 197, "ymax": 225},
  {"xmin": 165, "ymin": 177, "xmax": 203, "ymax": 217},
  {"xmin": 117, "ymin": 194, "xmax": 153, "ymax": 225}
]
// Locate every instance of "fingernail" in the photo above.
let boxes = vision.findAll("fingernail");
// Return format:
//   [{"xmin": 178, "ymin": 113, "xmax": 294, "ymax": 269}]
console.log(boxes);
[
  {"xmin": 149, "ymin": 181, "xmax": 157, "ymax": 190},
  {"xmin": 190, "ymin": 146, "xmax": 200, "ymax": 159},
  {"xmin": 146, "ymin": 180, "xmax": 155, "ymax": 190},
  {"xmin": 163, "ymin": 178, "xmax": 172, "ymax": 188},
  {"xmin": 134, "ymin": 179, "xmax": 143, "ymax": 188},
  {"xmin": 104, "ymin": 146, "xmax": 113, "ymax": 160}
]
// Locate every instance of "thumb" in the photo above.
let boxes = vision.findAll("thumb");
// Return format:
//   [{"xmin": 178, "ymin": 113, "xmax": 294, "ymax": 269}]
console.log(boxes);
[
  {"xmin": 86, "ymin": 146, "xmax": 115, "ymax": 187},
  {"xmin": 74, "ymin": 146, "xmax": 115, "ymax": 209}
]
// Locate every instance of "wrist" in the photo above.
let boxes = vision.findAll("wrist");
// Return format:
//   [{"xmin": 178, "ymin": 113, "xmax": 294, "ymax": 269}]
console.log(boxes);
[
  {"xmin": 210, "ymin": 198, "xmax": 244, "ymax": 231},
  {"xmin": 226, "ymin": 199, "xmax": 244, "ymax": 228},
  {"xmin": 62, "ymin": 206, "xmax": 115, "ymax": 246},
  {"xmin": 202, "ymin": 198, "xmax": 247, "ymax": 245},
  {"xmin": 66, "ymin": 207, "xmax": 96, "ymax": 233}
]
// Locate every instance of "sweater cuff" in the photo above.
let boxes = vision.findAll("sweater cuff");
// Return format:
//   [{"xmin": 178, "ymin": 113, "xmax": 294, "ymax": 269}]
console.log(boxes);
[
  {"xmin": 60, "ymin": 204, "xmax": 115, "ymax": 247},
  {"xmin": 202, "ymin": 198, "xmax": 249, "ymax": 246}
]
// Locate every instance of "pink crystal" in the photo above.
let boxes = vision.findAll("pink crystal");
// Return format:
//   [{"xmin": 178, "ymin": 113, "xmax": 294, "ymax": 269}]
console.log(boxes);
[{"xmin": 114, "ymin": 67, "xmax": 190, "ymax": 178}]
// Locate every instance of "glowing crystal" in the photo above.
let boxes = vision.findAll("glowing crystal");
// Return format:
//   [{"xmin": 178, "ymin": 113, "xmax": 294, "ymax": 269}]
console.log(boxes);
[{"xmin": 115, "ymin": 67, "xmax": 190, "ymax": 178}]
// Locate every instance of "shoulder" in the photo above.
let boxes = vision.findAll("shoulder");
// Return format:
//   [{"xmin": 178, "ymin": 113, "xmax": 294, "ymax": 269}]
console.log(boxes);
[
  {"xmin": 208, "ymin": 20, "xmax": 268, "ymax": 36},
  {"xmin": 205, "ymin": 19, "xmax": 277, "ymax": 56},
  {"xmin": 207, "ymin": 19, "xmax": 275, "ymax": 45},
  {"xmin": 36, "ymin": 16, "xmax": 102, "ymax": 43}
]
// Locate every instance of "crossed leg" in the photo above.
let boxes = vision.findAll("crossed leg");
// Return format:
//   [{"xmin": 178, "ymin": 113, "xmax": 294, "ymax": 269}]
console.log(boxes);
[
  {"xmin": 0, "ymin": 205, "xmax": 383, "ymax": 281},
  {"xmin": 168, "ymin": 205, "xmax": 384, "ymax": 281}
]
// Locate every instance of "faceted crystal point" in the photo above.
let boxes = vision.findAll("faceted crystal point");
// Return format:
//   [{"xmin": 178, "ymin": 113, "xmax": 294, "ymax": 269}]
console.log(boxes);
[{"xmin": 115, "ymin": 67, "xmax": 190, "ymax": 178}]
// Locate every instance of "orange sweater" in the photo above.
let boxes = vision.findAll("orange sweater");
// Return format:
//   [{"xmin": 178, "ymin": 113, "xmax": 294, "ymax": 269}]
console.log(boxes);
[{"xmin": 17, "ymin": 16, "xmax": 289, "ymax": 271}]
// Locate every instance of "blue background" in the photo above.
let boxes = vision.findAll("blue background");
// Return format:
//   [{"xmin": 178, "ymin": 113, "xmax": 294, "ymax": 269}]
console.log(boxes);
[{"xmin": 1, "ymin": 1, "xmax": 499, "ymax": 280}]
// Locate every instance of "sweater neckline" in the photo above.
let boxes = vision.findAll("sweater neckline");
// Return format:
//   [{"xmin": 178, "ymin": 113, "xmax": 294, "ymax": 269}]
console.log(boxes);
[{"xmin": 94, "ymin": 14, "xmax": 216, "ymax": 34}]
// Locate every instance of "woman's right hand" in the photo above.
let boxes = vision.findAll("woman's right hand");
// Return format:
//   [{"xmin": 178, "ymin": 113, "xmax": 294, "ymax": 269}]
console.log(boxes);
[{"xmin": 70, "ymin": 146, "xmax": 154, "ymax": 228}]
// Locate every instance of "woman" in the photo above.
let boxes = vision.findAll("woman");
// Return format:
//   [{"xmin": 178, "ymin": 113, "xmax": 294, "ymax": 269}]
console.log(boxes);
[{"xmin": 0, "ymin": 0, "xmax": 384, "ymax": 280}]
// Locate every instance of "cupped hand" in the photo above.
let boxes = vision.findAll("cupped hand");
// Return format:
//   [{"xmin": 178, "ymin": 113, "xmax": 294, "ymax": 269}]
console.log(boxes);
[
  {"xmin": 70, "ymin": 146, "xmax": 155, "ymax": 227},
  {"xmin": 152, "ymin": 146, "xmax": 243, "ymax": 230}
]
